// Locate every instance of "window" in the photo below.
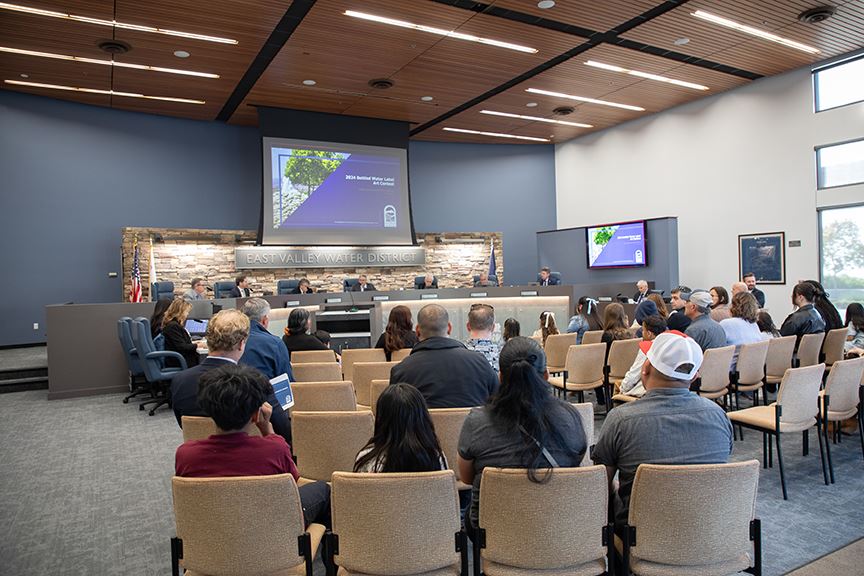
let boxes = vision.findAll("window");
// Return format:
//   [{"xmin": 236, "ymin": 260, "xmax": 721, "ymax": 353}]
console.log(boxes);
[
  {"xmin": 814, "ymin": 55, "xmax": 864, "ymax": 111},
  {"xmin": 816, "ymin": 139, "xmax": 864, "ymax": 189},
  {"xmin": 820, "ymin": 204, "xmax": 864, "ymax": 317}
]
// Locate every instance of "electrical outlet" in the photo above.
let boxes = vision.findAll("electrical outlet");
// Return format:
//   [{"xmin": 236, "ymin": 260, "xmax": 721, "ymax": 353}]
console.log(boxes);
[{"xmin": 33, "ymin": 323, "xmax": 39, "ymax": 330}]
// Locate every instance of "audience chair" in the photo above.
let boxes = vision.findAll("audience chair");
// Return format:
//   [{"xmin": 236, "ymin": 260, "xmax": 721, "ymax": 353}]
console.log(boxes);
[
  {"xmin": 118, "ymin": 317, "xmax": 149, "ymax": 403},
  {"xmin": 611, "ymin": 391, "xmax": 638, "ymax": 405},
  {"xmin": 391, "ymin": 348, "xmax": 412, "ymax": 362},
  {"xmin": 572, "ymin": 402, "xmax": 595, "ymax": 467},
  {"xmin": 697, "ymin": 345, "xmax": 735, "ymax": 404},
  {"xmin": 472, "ymin": 274, "xmax": 499, "ymax": 286},
  {"xmin": 549, "ymin": 343, "xmax": 607, "ymax": 411},
  {"xmin": 821, "ymin": 328, "xmax": 847, "ymax": 368},
  {"xmin": 369, "ymin": 379, "xmax": 389, "ymax": 416},
  {"xmin": 132, "ymin": 318, "xmax": 187, "ymax": 416},
  {"xmin": 544, "ymin": 333, "xmax": 578, "ymax": 375},
  {"xmin": 620, "ymin": 461, "xmax": 762, "ymax": 576},
  {"xmin": 606, "ymin": 338, "xmax": 641, "ymax": 392},
  {"xmin": 530, "ymin": 335, "xmax": 543, "ymax": 345},
  {"xmin": 341, "ymin": 348, "xmax": 386, "ymax": 382},
  {"xmin": 353, "ymin": 361, "xmax": 397, "ymax": 408},
  {"xmin": 819, "ymin": 357, "xmax": 864, "ymax": 483},
  {"xmin": 731, "ymin": 340, "xmax": 770, "ymax": 409},
  {"xmin": 582, "ymin": 330, "xmax": 603, "ymax": 345},
  {"xmin": 728, "ymin": 363, "xmax": 828, "ymax": 499},
  {"xmin": 171, "ymin": 474, "xmax": 322, "ymax": 576},
  {"xmin": 291, "ymin": 349, "xmax": 338, "ymax": 363},
  {"xmin": 327, "ymin": 471, "xmax": 465, "ymax": 576},
  {"xmin": 292, "ymin": 411, "xmax": 374, "ymax": 484},
  {"xmin": 292, "ymin": 381, "xmax": 357, "ymax": 412},
  {"xmin": 277, "ymin": 279, "xmax": 300, "ymax": 295},
  {"xmin": 429, "ymin": 408, "xmax": 472, "ymax": 484},
  {"xmin": 212, "ymin": 281, "xmax": 235, "ymax": 299},
  {"xmin": 180, "ymin": 416, "xmax": 262, "ymax": 442},
  {"xmin": 764, "ymin": 335, "xmax": 796, "ymax": 393},
  {"xmin": 151, "ymin": 281, "xmax": 175, "ymax": 301},
  {"xmin": 414, "ymin": 275, "xmax": 438, "ymax": 289},
  {"xmin": 796, "ymin": 332, "xmax": 825, "ymax": 369},
  {"xmin": 343, "ymin": 278, "xmax": 359, "ymax": 292},
  {"xmin": 477, "ymin": 466, "xmax": 611, "ymax": 576},
  {"xmin": 292, "ymin": 362, "xmax": 343, "ymax": 383}
]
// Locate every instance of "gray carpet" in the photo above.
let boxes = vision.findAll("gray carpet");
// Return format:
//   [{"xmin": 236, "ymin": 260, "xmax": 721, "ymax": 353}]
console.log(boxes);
[
  {"xmin": 786, "ymin": 538, "xmax": 864, "ymax": 575},
  {"xmin": 0, "ymin": 345, "xmax": 47, "ymax": 371},
  {"xmin": 1, "ymin": 390, "xmax": 863, "ymax": 575}
]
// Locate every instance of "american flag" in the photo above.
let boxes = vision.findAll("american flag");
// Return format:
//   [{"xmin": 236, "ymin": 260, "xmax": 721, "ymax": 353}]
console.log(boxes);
[{"xmin": 129, "ymin": 240, "xmax": 142, "ymax": 303}]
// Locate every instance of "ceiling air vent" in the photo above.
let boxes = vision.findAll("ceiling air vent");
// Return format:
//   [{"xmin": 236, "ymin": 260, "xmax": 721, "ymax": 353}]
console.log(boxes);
[
  {"xmin": 368, "ymin": 78, "xmax": 394, "ymax": 90},
  {"xmin": 798, "ymin": 6, "xmax": 836, "ymax": 23},
  {"xmin": 97, "ymin": 40, "xmax": 132, "ymax": 55},
  {"xmin": 552, "ymin": 106, "xmax": 575, "ymax": 116}
]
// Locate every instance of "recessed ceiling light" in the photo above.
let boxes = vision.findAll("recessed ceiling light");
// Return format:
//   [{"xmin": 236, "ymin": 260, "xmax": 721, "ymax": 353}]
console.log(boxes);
[
  {"xmin": 537, "ymin": 0, "xmax": 556, "ymax": 8},
  {"xmin": 525, "ymin": 88, "xmax": 645, "ymax": 111},
  {"xmin": 4, "ymin": 79, "xmax": 206, "ymax": 104},
  {"xmin": 421, "ymin": 95, "xmax": 434, "ymax": 101},
  {"xmin": 692, "ymin": 10, "xmax": 820, "ymax": 54},
  {"xmin": 344, "ymin": 10, "xmax": 538, "ymax": 54},
  {"xmin": 0, "ymin": 3, "xmax": 238, "ymax": 44},
  {"xmin": 585, "ymin": 60, "xmax": 709, "ymax": 91},
  {"xmin": 525, "ymin": 101, "xmax": 538, "ymax": 107},
  {"xmin": 173, "ymin": 50, "xmax": 190, "ymax": 58},
  {"xmin": 302, "ymin": 79, "xmax": 316, "ymax": 85},
  {"xmin": 0, "ymin": 46, "xmax": 218, "ymax": 78},
  {"xmin": 19, "ymin": 73, "xmax": 28, "ymax": 78},
  {"xmin": 673, "ymin": 37, "xmax": 690, "ymax": 46},
  {"xmin": 443, "ymin": 127, "xmax": 549, "ymax": 142},
  {"xmin": 480, "ymin": 109, "xmax": 593, "ymax": 128}
]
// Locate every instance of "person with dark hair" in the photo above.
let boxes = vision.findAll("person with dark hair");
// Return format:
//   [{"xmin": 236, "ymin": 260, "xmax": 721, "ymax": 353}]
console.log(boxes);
[
  {"xmin": 647, "ymin": 293, "xmax": 668, "ymax": 318},
  {"xmin": 464, "ymin": 303, "xmax": 500, "ymax": 371},
  {"xmin": 291, "ymin": 278, "xmax": 314, "ymax": 294},
  {"xmin": 375, "ymin": 305, "xmax": 418, "ymax": 361},
  {"xmin": 174, "ymin": 364, "xmax": 331, "ymax": 528},
  {"xmin": 354, "ymin": 384, "xmax": 447, "ymax": 473},
  {"xmin": 757, "ymin": 311, "xmax": 780, "ymax": 339},
  {"xmin": 844, "ymin": 303, "xmax": 864, "ymax": 356},
  {"xmin": 780, "ymin": 282, "xmax": 826, "ymax": 347},
  {"xmin": 531, "ymin": 311, "xmax": 559, "ymax": 346},
  {"xmin": 667, "ymin": 285, "xmax": 692, "ymax": 332},
  {"xmin": 618, "ymin": 315, "xmax": 667, "ymax": 398},
  {"xmin": 351, "ymin": 274, "xmax": 376, "ymax": 292},
  {"xmin": 743, "ymin": 272, "xmax": 766, "ymax": 308},
  {"xmin": 538, "ymin": 267, "xmax": 559, "ymax": 286},
  {"xmin": 313, "ymin": 329, "xmax": 331, "ymax": 348},
  {"xmin": 282, "ymin": 308, "xmax": 328, "ymax": 358},
  {"xmin": 228, "ymin": 275, "xmax": 251, "ymax": 298},
  {"xmin": 457, "ymin": 337, "xmax": 587, "ymax": 530},
  {"xmin": 601, "ymin": 303, "xmax": 632, "ymax": 351},
  {"xmin": 503, "ymin": 318, "xmax": 520, "ymax": 342},
  {"xmin": 389, "ymin": 304, "xmax": 498, "ymax": 408},
  {"xmin": 709, "ymin": 286, "xmax": 731, "ymax": 322},
  {"xmin": 684, "ymin": 290, "xmax": 727, "ymax": 351},
  {"xmin": 720, "ymin": 292, "xmax": 762, "ymax": 370},
  {"xmin": 149, "ymin": 298, "xmax": 172, "ymax": 338},
  {"xmin": 566, "ymin": 296, "xmax": 593, "ymax": 343},
  {"xmin": 804, "ymin": 280, "xmax": 843, "ymax": 331},
  {"xmin": 631, "ymin": 298, "xmax": 658, "ymax": 338},
  {"xmin": 183, "ymin": 278, "xmax": 207, "ymax": 301}
]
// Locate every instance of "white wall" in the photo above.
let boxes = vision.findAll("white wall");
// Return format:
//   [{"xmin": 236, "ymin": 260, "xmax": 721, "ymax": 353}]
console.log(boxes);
[{"xmin": 555, "ymin": 64, "xmax": 864, "ymax": 317}]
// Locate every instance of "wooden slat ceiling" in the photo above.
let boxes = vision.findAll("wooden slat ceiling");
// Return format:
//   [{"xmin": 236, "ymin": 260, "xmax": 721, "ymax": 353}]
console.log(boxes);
[{"xmin": 2, "ymin": 0, "xmax": 862, "ymax": 143}]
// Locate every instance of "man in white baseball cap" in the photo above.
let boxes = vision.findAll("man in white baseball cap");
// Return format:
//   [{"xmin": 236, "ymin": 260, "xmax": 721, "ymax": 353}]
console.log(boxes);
[{"xmin": 593, "ymin": 330, "xmax": 733, "ymax": 529}]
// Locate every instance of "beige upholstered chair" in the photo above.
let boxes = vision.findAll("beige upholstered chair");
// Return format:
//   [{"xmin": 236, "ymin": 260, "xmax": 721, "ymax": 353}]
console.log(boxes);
[
  {"xmin": 291, "ymin": 381, "xmax": 357, "ymax": 412},
  {"xmin": 292, "ymin": 362, "xmax": 343, "ymax": 383},
  {"xmin": 731, "ymin": 339, "xmax": 769, "ymax": 408},
  {"xmin": 549, "ymin": 344, "xmax": 606, "ymax": 407},
  {"xmin": 180, "ymin": 416, "xmax": 260, "ymax": 442},
  {"xmin": 478, "ymin": 466, "xmax": 610, "ymax": 576},
  {"xmin": 572, "ymin": 402, "xmax": 594, "ymax": 467},
  {"xmin": 171, "ymin": 474, "xmax": 323, "ymax": 576},
  {"xmin": 796, "ymin": 332, "xmax": 825, "ymax": 368},
  {"xmin": 341, "ymin": 348, "xmax": 386, "ymax": 382},
  {"xmin": 328, "ymin": 471, "xmax": 463, "ymax": 576},
  {"xmin": 621, "ymin": 461, "xmax": 761, "ymax": 576},
  {"xmin": 429, "ymin": 408, "xmax": 472, "ymax": 484},
  {"xmin": 353, "ymin": 361, "xmax": 396, "ymax": 408},
  {"xmin": 728, "ymin": 363, "xmax": 828, "ymax": 499},
  {"xmin": 369, "ymin": 379, "xmax": 390, "ymax": 415},
  {"xmin": 582, "ymin": 330, "xmax": 603, "ymax": 345},
  {"xmin": 530, "ymin": 335, "xmax": 543, "ymax": 345},
  {"xmin": 821, "ymin": 327, "xmax": 848, "ymax": 369},
  {"xmin": 764, "ymin": 335, "xmax": 796, "ymax": 389},
  {"xmin": 291, "ymin": 410, "xmax": 374, "ymax": 483},
  {"xmin": 391, "ymin": 348, "xmax": 412, "ymax": 362},
  {"xmin": 544, "ymin": 333, "xmax": 578, "ymax": 374},
  {"xmin": 611, "ymin": 391, "xmax": 638, "ymax": 404},
  {"xmin": 697, "ymin": 345, "xmax": 735, "ymax": 402},
  {"xmin": 606, "ymin": 338, "xmax": 641, "ymax": 389},
  {"xmin": 290, "ymin": 349, "xmax": 338, "ymax": 363},
  {"xmin": 819, "ymin": 357, "xmax": 864, "ymax": 483}
]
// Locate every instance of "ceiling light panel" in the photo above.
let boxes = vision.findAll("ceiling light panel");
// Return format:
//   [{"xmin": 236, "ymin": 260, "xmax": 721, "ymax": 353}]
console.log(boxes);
[
  {"xmin": 525, "ymin": 88, "xmax": 645, "ymax": 111},
  {"xmin": 443, "ymin": 127, "xmax": 549, "ymax": 142},
  {"xmin": 4, "ymin": 80, "xmax": 206, "ymax": 104},
  {"xmin": 480, "ymin": 109, "xmax": 593, "ymax": 128},
  {"xmin": 691, "ymin": 10, "xmax": 820, "ymax": 54},
  {"xmin": 585, "ymin": 60, "xmax": 708, "ymax": 91}
]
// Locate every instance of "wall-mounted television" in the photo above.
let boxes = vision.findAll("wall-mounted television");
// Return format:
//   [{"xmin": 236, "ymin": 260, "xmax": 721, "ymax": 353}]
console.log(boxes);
[{"xmin": 586, "ymin": 220, "xmax": 648, "ymax": 269}]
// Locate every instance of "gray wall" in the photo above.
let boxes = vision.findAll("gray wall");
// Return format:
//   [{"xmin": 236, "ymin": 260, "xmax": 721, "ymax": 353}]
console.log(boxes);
[
  {"xmin": 408, "ymin": 141, "xmax": 556, "ymax": 286},
  {"xmin": 0, "ymin": 91, "xmax": 557, "ymax": 346},
  {"xmin": 537, "ymin": 217, "xmax": 679, "ymax": 296}
]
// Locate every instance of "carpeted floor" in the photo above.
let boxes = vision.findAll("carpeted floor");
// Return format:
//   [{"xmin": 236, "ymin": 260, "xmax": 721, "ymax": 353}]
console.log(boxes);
[
  {"xmin": 0, "ymin": 345, "xmax": 47, "ymax": 371},
  {"xmin": 786, "ymin": 538, "xmax": 864, "ymax": 575},
  {"xmin": 0, "ymin": 389, "xmax": 862, "ymax": 575}
]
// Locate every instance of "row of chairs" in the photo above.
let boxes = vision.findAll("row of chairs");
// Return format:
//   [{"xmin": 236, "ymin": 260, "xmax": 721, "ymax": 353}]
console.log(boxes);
[{"xmin": 170, "ymin": 461, "xmax": 762, "ymax": 576}]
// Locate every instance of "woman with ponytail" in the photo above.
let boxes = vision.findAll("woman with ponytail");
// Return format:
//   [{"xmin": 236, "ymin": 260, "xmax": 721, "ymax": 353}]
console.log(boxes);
[
  {"xmin": 804, "ymin": 280, "xmax": 843, "ymax": 331},
  {"xmin": 457, "ymin": 337, "xmax": 587, "ymax": 530},
  {"xmin": 566, "ymin": 296, "xmax": 595, "ymax": 344},
  {"xmin": 531, "ymin": 310, "xmax": 559, "ymax": 345}
]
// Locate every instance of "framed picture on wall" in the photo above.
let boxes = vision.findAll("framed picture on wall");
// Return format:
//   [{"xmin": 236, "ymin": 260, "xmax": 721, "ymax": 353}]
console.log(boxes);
[{"xmin": 738, "ymin": 232, "xmax": 786, "ymax": 284}]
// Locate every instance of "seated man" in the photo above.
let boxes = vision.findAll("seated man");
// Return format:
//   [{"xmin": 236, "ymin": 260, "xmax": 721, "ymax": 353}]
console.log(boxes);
[
  {"xmin": 593, "ymin": 331, "xmax": 733, "ymax": 529},
  {"xmin": 474, "ymin": 272, "xmax": 494, "ymax": 287},
  {"xmin": 730, "ymin": 281, "xmax": 748, "ymax": 298},
  {"xmin": 666, "ymin": 285, "xmax": 692, "ymax": 332},
  {"xmin": 175, "ymin": 364, "xmax": 330, "ymax": 528},
  {"xmin": 464, "ymin": 303, "xmax": 500, "ymax": 371},
  {"xmin": 618, "ymin": 314, "xmax": 667, "ymax": 398},
  {"xmin": 684, "ymin": 290, "xmax": 727, "ymax": 351},
  {"xmin": 228, "ymin": 275, "xmax": 251, "ymax": 298},
  {"xmin": 183, "ymin": 277, "xmax": 207, "ymax": 301},
  {"xmin": 538, "ymin": 267, "xmax": 559, "ymax": 286},
  {"xmin": 743, "ymin": 272, "xmax": 766, "ymax": 308},
  {"xmin": 418, "ymin": 273, "xmax": 437, "ymax": 289},
  {"xmin": 292, "ymin": 278, "xmax": 314, "ymax": 294},
  {"xmin": 351, "ymin": 274, "xmax": 376, "ymax": 292},
  {"xmin": 390, "ymin": 303, "xmax": 499, "ymax": 407},
  {"xmin": 633, "ymin": 279, "xmax": 649, "ymax": 303}
]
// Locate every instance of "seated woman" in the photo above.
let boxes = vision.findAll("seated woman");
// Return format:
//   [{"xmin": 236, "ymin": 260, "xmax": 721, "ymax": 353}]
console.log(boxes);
[
  {"xmin": 282, "ymin": 308, "xmax": 329, "ymax": 358},
  {"xmin": 502, "ymin": 318, "xmax": 520, "ymax": 342},
  {"xmin": 720, "ymin": 291, "xmax": 763, "ymax": 370},
  {"xmin": 566, "ymin": 297, "xmax": 593, "ymax": 344},
  {"xmin": 844, "ymin": 303, "xmax": 864, "ymax": 357},
  {"xmin": 457, "ymin": 337, "xmax": 587, "ymax": 531},
  {"xmin": 757, "ymin": 311, "xmax": 779, "ymax": 339},
  {"xmin": 709, "ymin": 286, "xmax": 732, "ymax": 322},
  {"xmin": 149, "ymin": 298, "xmax": 172, "ymax": 339},
  {"xmin": 161, "ymin": 298, "xmax": 201, "ymax": 369},
  {"xmin": 354, "ymin": 383, "xmax": 447, "ymax": 473},
  {"xmin": 531, "ymin": 311, "xmax": 559, "ymax": 346},
  {"xmin": 374, "ymin": 305, "xmax": 418, "ymax": 361}
]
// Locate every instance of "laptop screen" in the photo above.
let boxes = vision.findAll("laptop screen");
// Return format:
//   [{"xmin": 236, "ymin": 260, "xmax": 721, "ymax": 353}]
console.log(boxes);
[{"xmin": 184, "ymin": 318, "xmax": 208, "ymax": 335}]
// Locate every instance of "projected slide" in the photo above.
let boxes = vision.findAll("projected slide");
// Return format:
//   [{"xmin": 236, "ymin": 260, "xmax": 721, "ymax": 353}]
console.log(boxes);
[{"xmin": 587, "ymin": 221, "xmax": 647, "ymax": 268}]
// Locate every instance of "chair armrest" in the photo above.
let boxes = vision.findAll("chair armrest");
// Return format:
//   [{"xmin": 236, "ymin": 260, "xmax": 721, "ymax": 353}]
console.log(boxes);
[{"xmin": 146, "ymin": 350, "xmax": 188, "ymax": 370}]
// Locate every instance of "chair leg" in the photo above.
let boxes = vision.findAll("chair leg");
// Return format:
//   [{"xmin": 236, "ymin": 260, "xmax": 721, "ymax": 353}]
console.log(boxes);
[
  {"xmin": 768, "ymin": 432, "xmax": 773, "ymax": 468},
  {"xmin": 775, "ymin": 433, "xmax": 788, "ymax": 500},
  {"xmin": 762, "ymin": 433, "xmax": 768, "ymax": 469},
  {"xmin": 858, "ymin": 409, "xmax": 864, "ymax": 460},
  {"xmin": 821, "ymin": 418, "xmax": 834, "ymax": 485},
  {"xmin": 802, "ymin": 430, "xmax": 809, "ymax": 456}
]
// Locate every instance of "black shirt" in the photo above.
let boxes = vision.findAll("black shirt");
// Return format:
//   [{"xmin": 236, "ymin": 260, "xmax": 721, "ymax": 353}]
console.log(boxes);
[
  {"xmin": 282, "ymin": 331, "xmax": 329, "ymax": 359},
  {"xmin": 162, "ymin": 320, "xmax": 200, "ymax": 369},
  {"xmin": 374, "ymin": 330, "xmax": 419, "ymax": 361}
]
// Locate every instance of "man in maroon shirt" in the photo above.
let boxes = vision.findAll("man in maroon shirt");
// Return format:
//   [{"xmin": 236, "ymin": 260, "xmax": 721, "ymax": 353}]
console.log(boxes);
[{"xmin": 175, "ymin": 364, "xmax": 329, "ymax": 527}]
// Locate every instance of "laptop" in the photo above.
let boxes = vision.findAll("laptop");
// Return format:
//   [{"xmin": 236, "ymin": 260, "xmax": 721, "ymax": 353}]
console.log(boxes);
[
  {"xmin": 184, "ymin": 318, "xmax": 208, "ymax": 337},
  {"xmin": 271, "ymin": 373, "xmax": 294, "ymax": 410}
]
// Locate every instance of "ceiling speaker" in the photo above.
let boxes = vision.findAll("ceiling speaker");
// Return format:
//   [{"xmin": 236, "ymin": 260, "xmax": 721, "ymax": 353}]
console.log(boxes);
[
  {"xmin": 97, "ymin": 40, "xmax": 132, "ymax": 55},
  {"xmin": 798, "ymin": 6, "xmax": 836, "ymax": 23},
  {"xmin": 552, "ymin": 106, "xmax": 575, "ymax": 116},
  {"xmin": 368, "ymin": 78, "xmax": 394, "ymax": 90}
]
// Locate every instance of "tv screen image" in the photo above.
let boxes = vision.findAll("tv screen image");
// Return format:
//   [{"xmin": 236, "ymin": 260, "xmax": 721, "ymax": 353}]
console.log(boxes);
[{"xmin": 586, "ymin": 221, "xmax": 647, "ymax": 268}]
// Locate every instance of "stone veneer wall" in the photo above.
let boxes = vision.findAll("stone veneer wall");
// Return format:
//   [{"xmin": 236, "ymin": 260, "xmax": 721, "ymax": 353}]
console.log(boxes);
[{"xmin": 121, "ymin": 228, "xmax": 504, "ymax": 300}]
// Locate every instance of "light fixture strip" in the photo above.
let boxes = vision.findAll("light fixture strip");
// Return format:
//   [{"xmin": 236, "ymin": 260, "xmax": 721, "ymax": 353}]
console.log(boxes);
[
  {"xmin": 443, "ymin": 127, "xmax": 549, "ymax": 142},
  {"xmin": 525, "ymin": 88, "xmax": 645, "ymax": 111},
  {"xmin": 691, "ymin": 10, "xmax": 820, "ymax": 54},
  {"xmin": 585, "ymin": 60, "xmax": 708, "ymax": 91},
  {"xmin": 0, "ymin": 46, "xmax": 219, "ymax": 78},
  {"xmin": 0, "ymin": 2, "xmax": 238, "ymax": 44},
  {"xmin": 480, "ymin": 109, "xmax": 593, "ymax": 128},
  {"xmin": 344, "ymin": 10, "xmax": 538, "ymax": 54},
  {"xmin": 4, "ymin": 80, "xmax": 205, "ymax": 104}
]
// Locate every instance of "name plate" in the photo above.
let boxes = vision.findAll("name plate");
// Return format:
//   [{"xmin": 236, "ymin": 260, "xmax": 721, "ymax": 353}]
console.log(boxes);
[
  {"xmin": 520, "ymin": 290, "xmax": 539, "ymax": 297},
  {"xmin": 284, "ymin": 300, "xmax": 300, "ymax": 307},
  {"xmin": 421, "ymin": 293, "xmax": 439, "ymax": 299},
  {"xmin": 470, "ymin": 292, "xmax": 488, "ymax": 298},
  {"xmin": 236, "ymin": 246, "xmax": 426, "ymax": 269},
  {"xmin": 326, "ymin": 297, "xmax": 343, "ymax": 304},
  {"xmin": 372, "ymin": 295, "xmax": 390, "ymax": 301}
]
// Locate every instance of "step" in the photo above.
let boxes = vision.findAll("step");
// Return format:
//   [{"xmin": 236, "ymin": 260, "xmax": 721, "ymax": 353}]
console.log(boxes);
[{"xmin": 0, "ymin": 376, "xmax": 48, "ymax": 393}]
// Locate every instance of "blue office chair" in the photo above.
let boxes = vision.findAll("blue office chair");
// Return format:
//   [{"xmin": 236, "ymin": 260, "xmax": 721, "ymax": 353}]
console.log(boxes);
[
  {"xmin": 414, "ymin": 276, "xmax": 438, "ymax": 289},
  {"xmin": 536, "ymin": 271, "xmax": 562, "ymax": 285},
  {"xmin": 151, "ymin": 281, "xmax": 175, "ymax": 300},
  {"xmin": 213, "ymin": 281, "xmax": 235, "ymax": 299},
  {"xmin": 277, "ymin": 279, "xmax": 300, "ymax": 295},
  {"xmin": 343, "ymin": 278, "xmax": 359, "ymax": 292},
  {"xmin": 132, "ymin": 317, "xmax": 187, "ymax": 416},
  {"xmin": 117, "ymin": 317, "xmax": 149, "ymax": 404},
  {"xmin": 473, "ymin": 274, "xmax": 499, "ymax": 287}
]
